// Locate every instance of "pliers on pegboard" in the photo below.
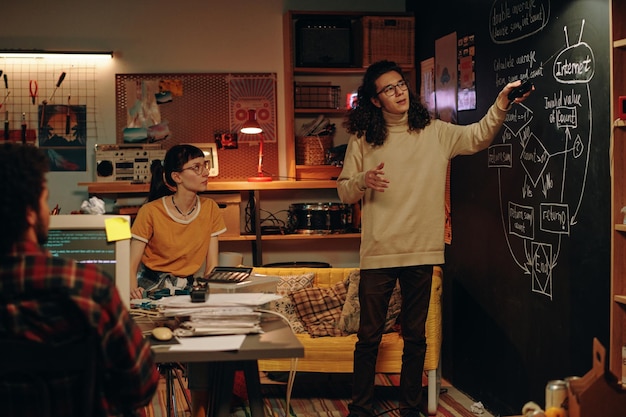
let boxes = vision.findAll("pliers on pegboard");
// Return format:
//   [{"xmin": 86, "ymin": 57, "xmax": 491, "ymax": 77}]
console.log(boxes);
[{"xmin": 29, "ymin": 80, "xmax": 38, "ymax": 105}]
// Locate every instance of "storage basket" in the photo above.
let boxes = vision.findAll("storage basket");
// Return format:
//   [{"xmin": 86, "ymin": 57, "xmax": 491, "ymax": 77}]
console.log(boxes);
[
  {"xmin": 295, "ymin": 84, "xmax": 341, "ymax": 109},
  {"xmin": 296, "ymin": 135, "xmax": 333, "ymax": 165},
  {"xmin": 362, "ymin": 16, "xmax": 415, "ymax": 67}
]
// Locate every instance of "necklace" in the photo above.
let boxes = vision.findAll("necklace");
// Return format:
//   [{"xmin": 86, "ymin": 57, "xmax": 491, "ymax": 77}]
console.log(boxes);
[{"xmin": 172, "ymin": 195, "xmax": 197, "ymax": 217}]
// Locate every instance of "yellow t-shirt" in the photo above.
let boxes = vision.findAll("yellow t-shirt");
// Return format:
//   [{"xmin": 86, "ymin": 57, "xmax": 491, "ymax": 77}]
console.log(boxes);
[{"xmin": 131, "ymin": 196, "xmax": 226, "ymax": 276}]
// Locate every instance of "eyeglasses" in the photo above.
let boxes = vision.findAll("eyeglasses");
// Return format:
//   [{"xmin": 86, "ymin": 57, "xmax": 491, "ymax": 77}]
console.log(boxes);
[
  {"xmin": 180, "ymin": 160, "xmax": 211, "ymax": 175},
  {"xmin": 376, "ymin": 80, "xmax": 409, "ymax": 97}
]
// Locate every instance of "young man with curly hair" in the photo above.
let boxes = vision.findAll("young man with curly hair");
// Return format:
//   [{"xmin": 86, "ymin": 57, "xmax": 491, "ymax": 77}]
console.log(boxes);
[{"xmin": 337, "ymin": 60, "xmax": 532, "ymax": 417}]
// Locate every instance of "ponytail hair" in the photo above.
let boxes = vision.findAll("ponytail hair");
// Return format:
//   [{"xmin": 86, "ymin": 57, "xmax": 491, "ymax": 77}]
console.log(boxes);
[{"xmin": 147, "ymin": 144, "xmax": 205, "ymax": 201}]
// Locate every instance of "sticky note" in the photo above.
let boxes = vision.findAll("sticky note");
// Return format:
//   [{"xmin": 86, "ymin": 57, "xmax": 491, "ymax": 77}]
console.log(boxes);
[{"xmin": 105, "ymin": 217, "xmax": 131, "ymax": 242}]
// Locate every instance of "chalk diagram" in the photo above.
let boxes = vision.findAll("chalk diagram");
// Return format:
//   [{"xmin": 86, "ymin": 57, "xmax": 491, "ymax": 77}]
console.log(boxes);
[{"xmin": 488, "ymin": 17, "xmax": 595, "ymax": 299}]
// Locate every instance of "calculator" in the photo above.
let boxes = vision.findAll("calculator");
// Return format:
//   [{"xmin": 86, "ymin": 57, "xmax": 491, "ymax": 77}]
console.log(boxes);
[{"xmin": 204, "ymin": 266, "xmax": 253, "ymax": 283}]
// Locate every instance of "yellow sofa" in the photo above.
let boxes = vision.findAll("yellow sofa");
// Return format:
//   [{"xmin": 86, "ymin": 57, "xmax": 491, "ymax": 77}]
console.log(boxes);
[{"xmin": 253, "ymin": 266, "xmax": 443, "ymax": 415}]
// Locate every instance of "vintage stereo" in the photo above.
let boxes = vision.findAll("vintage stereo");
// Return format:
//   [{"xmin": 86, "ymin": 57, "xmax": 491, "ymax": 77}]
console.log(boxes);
[{"xmin": 95, "ymin": 143, "xmax": 166, "ymax": 183}]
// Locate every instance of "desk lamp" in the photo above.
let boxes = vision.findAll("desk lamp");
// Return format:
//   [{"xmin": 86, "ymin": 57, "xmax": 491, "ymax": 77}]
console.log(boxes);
[{"xmin": 241, "ymin": 109, "xmax": 272, "ymax": 182}]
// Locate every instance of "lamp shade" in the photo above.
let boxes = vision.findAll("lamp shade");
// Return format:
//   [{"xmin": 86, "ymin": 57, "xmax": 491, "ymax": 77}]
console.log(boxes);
[{"xmin": 240, "ymin": 109, "xmax": 262, "ymax": 134}]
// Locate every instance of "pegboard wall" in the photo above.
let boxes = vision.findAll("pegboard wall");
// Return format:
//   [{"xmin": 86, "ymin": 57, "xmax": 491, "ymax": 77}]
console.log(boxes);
[
  {"xmin": 0, "ymin": 55, "xmax": 102, "ymax": 171},
  {"xmin": 115, "ymin": 73, "xmax": 278, "ymax": 181}
]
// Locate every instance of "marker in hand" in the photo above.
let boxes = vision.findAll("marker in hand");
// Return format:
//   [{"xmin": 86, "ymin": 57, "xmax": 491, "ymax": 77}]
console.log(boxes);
[{"xmin": 507, "ymin": 79, "xmax": 533, "ymax": 102}]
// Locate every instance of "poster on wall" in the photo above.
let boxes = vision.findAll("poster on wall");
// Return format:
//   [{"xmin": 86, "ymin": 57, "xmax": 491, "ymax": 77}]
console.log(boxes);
[
  {"xmin": 122, "ymin": 79, "xmax": 171, "ymax": 144},
  {"xmin": 38, "ymin": 104, "xmax": 87, "ymax": 171},
  {"xmin": 420, "ymin": 57, "xmax": 436, "ymax": 117},
  {"xmin": 457, "ymin": 34, "xmax": 476, "ymax": 111},
  {"xmin": 228, "ymin": 74, "xmax": 277, "ymax": 143},
  {"xmin": 435, "ymin": 32, "xmax": 458, "ymax": 123}
]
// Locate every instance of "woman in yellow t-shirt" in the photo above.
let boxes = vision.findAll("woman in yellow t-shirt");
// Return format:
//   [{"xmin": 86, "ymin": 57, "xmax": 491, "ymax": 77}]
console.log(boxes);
[{"xmin": 129, "ymin": 144, "xmax": 226, "ymax": 417}]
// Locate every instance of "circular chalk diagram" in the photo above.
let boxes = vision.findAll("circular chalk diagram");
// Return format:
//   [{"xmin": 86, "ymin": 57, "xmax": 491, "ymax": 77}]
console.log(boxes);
[{"xmin": 487, "ymin": 18, "xmax": 595, "ymax": 299}]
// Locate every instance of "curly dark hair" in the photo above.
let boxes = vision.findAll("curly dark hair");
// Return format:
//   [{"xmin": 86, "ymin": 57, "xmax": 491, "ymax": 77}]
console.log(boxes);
[
  {"xmin": 148, "ymin": 144, "xmax": 205, "ymax": 201},
  {"xmin": 0, "ymin": 143, "xmax": 49, "ymax": 254},
  {"xmin": 343, "ymin": 60, "xmax": 431, "ymax": 147}
]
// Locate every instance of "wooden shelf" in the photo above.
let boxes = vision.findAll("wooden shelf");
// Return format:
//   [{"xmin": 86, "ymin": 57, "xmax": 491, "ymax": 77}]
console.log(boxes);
[
  {"xmin": 260, "ymin": 232, "xmax": 359, "ymax": 241},
  {"xmin": 614, "ymin": 224, "xmax": 626, "ymax": 232},
  {"xmin": 283, "ymin": 10, "xmax": 415, "ymax": 180},
  {"xmin": 295, "ymin": 165, "xmax": 342, "ymax": 180},
  {"xmin": 614, "ymin": 38, "xmax": 626, "ymax": 48},
  {"xmin": 295, "ymin": 108, "xmax": 347, "ymax": 115},
  {"xmin": 294, "ymin": 67, "xmax": 367, "ymax": 75},
  {"xmin": 78, "ymin": 180, "xmax": 339, "ymax": 195},
  {"xmin": 79, "ymin": 179, "xmax": 354, "ymax": 266},
  {"xmin": 609, "ymin": 0, "xmax": 626, "ymax": 384}
]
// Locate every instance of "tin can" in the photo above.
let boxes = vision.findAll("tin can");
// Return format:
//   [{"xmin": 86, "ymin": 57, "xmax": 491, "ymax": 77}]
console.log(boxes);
[{"xmin": 545, "ymin": 379, "xmax": 568, "ymax": 410}]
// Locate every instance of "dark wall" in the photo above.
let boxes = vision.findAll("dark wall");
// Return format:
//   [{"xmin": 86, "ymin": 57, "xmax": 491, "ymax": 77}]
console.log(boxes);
[{"xmin": 408, "ymin": 0, "xmax": 611, "ymax": 414}]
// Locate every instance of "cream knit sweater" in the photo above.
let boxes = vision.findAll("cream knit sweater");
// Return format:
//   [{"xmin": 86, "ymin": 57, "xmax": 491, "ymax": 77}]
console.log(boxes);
[{"xmin": 337, "ymin": 103, "xmax": 507, "ymax": 269}]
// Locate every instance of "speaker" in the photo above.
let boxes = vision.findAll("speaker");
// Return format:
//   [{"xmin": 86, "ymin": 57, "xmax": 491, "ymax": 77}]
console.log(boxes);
[{"xmin": 296, "ymin": 18, "xmax": 355, "ymax": 67}]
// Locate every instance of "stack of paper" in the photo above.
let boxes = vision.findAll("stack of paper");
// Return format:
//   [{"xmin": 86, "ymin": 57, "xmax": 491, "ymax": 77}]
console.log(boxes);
[{"xmin": 157, "ymin": 293, "xmax": 281, "ymax": 336}]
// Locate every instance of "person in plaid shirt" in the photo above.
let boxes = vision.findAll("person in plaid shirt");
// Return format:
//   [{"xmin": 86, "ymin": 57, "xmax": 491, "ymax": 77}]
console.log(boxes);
[{"xmin": 0, "ymin": 143, "xmax": 160, "ymax": 416}]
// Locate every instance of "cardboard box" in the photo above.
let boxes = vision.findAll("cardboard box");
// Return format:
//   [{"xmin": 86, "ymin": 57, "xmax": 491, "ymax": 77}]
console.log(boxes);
[{"xmin": 206, "ymin": 193, "xmax": 241, "ymax": 237}]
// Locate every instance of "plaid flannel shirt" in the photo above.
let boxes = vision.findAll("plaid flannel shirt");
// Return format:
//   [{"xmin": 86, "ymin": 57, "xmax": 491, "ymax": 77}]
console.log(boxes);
[{"xmin": 0, "ymin": 241, "xmax": 160, "ymax": 416}]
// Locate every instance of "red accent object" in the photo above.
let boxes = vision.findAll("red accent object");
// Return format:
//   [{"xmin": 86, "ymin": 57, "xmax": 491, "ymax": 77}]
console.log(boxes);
[
  {"xmin": 248, "ymin": 133, "xmax": 272, "ymax": 182},
  {"xmin": 241, "ymin": 109, "xmax": 272, "ymax": 182}
]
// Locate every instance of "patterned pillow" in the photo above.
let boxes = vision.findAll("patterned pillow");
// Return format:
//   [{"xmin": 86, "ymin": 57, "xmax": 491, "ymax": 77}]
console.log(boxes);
[
  {"xmin": 337, "ymin": 270, "xmax": 402, "ymax": 334},
  {"xmin": 290, "ymin": 279, "xmax": 349, "ymax": 337},
  {"xmin": 267, "ymin": 273, "xmax": 315, "ymax": 334}
]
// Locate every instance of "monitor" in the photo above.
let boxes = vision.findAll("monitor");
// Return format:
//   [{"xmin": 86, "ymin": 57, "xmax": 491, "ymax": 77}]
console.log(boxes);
[{"xmin": 45, "ymin": 215, "xmax": 131, "ymax": 308}]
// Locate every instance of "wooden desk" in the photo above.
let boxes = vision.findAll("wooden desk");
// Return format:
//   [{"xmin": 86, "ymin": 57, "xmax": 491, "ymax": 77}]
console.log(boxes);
[{"xmin": 152, "ymin": 319, "xmax": 304, "ymax": 417}]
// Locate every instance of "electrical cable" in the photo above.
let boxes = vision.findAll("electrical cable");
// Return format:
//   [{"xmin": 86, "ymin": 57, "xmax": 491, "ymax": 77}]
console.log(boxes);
[
  {"xmin": 244, "ymin": 197, "xmax": 290, "ymax": 234},
  {"xmin": 255, "ymin": 308, "xmax": 299, "ymax": 415}
]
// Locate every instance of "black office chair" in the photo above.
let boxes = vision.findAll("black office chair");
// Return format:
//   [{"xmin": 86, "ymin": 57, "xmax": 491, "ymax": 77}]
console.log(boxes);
[{"xmin": 0, "ymin": 331, "xmax": 98, "ymax": 417}]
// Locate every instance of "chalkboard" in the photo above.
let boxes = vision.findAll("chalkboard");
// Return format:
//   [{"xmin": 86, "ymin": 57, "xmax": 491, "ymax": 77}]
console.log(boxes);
[{"xmin": 412, "ymin": 0, "xmax": 611, "ymax": 414}]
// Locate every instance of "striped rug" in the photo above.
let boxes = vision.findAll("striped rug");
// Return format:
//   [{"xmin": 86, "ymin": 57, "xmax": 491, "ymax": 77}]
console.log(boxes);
[{"xmin": 143, "ymin": 372, "xmax": 480, "ymax": 417}]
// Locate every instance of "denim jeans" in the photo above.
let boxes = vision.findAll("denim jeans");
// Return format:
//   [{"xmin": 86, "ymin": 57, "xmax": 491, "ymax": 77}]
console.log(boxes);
[{"xmin": 348, "ymin": 265, "xmax": 433, "ymax": 417}]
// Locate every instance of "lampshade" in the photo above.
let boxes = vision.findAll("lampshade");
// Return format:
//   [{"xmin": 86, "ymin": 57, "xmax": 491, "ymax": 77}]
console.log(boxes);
[{"xmin": 240, "ymin": 109, "xmax": 263, "ymax": 134}]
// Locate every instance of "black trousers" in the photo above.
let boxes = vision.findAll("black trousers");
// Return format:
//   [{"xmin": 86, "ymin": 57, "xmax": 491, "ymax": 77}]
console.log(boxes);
[{"xmin": 348, "ymin": 265, "xmax": 433, "ymax": 417}]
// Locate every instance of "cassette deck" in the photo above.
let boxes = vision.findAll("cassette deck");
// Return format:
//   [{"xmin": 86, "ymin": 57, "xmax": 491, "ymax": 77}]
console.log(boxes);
[{"xmin": 95, "ymin": 144, "xmax": 166, "ymax": 183}]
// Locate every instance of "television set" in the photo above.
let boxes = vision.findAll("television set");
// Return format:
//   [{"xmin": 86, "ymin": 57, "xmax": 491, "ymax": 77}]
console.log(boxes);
[{"xmin": 45, "ymin": 215, "xmax": 132, "ymax": 307}]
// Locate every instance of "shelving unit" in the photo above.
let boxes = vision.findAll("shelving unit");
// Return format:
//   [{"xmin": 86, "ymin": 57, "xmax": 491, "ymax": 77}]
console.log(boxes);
[
  {"xmin": 78, "ymin": 180, "xmax": 360, "ymax": 266},
  {"xmin": 609, "ymin": 0, "xmax": 626, "ymax": 384},
  {"xmin": 283, "ymin": 11, "xmax": 415, "ymax": 180}
]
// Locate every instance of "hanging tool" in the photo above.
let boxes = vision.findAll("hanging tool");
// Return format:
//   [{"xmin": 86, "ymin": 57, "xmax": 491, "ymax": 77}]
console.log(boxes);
[
  {"xmin": 45, "ymin": 71, "xmax": 66, "ymax": 104},
  {"xmin": 21, "ymin": 113, "xmax": 26, "ymax": 144},
  {"xmin": 41, "ymin": 71, "xmax": 66, "ymax": 128},
  {"xmin": 0, "ymin": 74, "xmax": 9, "ymax": 109},
  {"xmin": 4, "ymin": 111, "xmax": 8, "ymax": 140},
  {"xmin": 29, "ymin": 80, "xmax": 38, "ymax": 105},
  {"xmin": 0, "ymin": 91, "xmax": 9, "ymax": 109},
  {"xmin": 65, "ymin": 95, "xmax": 71, "ymax": 134}
]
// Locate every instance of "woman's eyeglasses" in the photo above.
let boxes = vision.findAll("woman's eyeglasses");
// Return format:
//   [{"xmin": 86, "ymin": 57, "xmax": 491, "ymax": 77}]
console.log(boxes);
[
  {"xmin": 377, "ymin": 80, "xmax": 408, "ymax": 97},
  {"xmin": 180, "ymin": 160, "xmax": 211, "ymax": 175}
]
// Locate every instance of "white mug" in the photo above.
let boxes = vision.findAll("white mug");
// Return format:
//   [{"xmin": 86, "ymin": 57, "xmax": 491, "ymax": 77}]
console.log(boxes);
[{"xmin": 219, "ymin": 252, "xmax": 243, "ymax": 267}]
